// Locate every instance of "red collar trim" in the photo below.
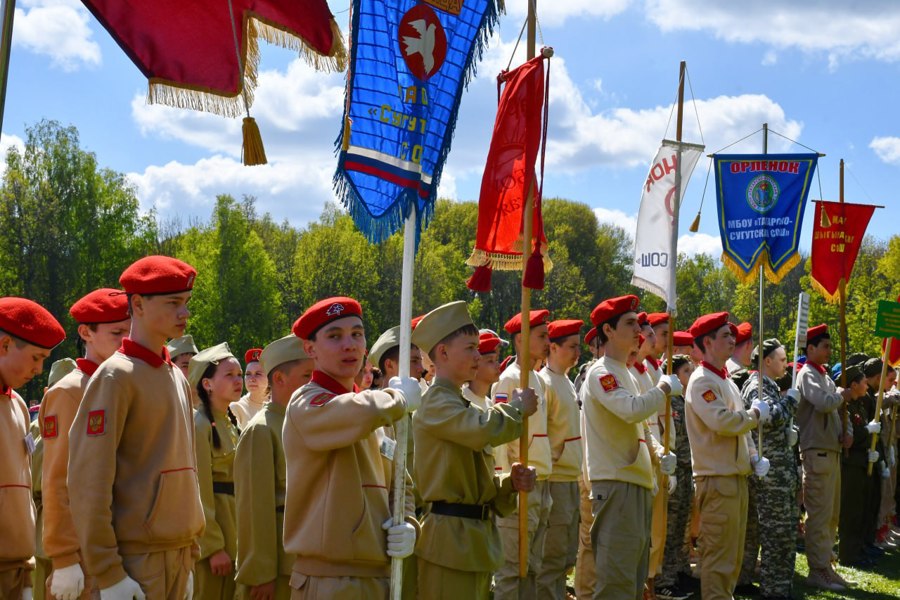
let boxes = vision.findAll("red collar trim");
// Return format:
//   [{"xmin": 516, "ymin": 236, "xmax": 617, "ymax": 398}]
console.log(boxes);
[
  {"xmin": 632, "ymin": 362, "xmax": 646, "ymax": 375},
  {"xmin": 645, "ymin": 356, "xmax": 660, "ymax": 370},
  {"xmin": 0, "ymin": 385, "xmax": 10, "ymax": 397},
  {"xmin": 311, "ymin": 370, "xmax": 359, "ymax": 395},
  {"xmin": 805, "ymin": 361, "xmax": 826, "ymax": 375},
  {"xmin": 120, "ymin": 338, "xmax": 171, "ymax": 368},
  {"xmin": 76, "ymin": 358, "xmax": 100, "ymax": 377},
  {"xmin": 701, "ymin": 361, "xmax": 729, "ymax": 380}
]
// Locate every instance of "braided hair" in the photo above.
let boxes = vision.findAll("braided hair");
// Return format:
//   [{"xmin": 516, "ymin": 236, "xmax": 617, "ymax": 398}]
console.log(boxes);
[{"xmin": 196, "ymin": 362, "xmax": 240, "ymax": 449}]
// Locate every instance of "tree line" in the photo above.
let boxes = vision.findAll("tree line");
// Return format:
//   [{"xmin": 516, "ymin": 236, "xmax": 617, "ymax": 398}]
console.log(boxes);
[{"xmin": 3, "ymin": 120, "xmax": 897, "ymax": 401}]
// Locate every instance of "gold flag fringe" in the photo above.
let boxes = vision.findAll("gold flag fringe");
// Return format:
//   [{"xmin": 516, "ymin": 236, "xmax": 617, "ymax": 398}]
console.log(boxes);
[
  {"xmin": 809, "ymin": 276, "xmax": 842, "ymax": 304},
  {"xmin": 720, "ymin": 251, "xmax": 801, "ymax": 285},
  {"xmin": 147, "ymin": 15, "xmax": 347, "ymax": 118},
  {"xmin": 466, "ymin": 247, "xmax": 553, "ymax": 273}
]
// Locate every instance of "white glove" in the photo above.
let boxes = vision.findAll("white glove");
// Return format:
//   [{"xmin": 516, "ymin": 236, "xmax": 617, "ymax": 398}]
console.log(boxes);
[
  {"xmin": 185, "ymin": 571, "xmax": 193, "ymax": 600},
  {"xmin": 100, "ymin": 576, "xmax": 145, "ymax": 600},
  {"xmin": 786, "ymin": 389, "xmax": 800, "ymax": 402},
  {"xmin": 388, "ymin": 376, "xmax": 421, "ymax": 413},
  {"xmin": 667, "ymin": 474, "xmax": 677, "ymax": 495},
  {"xmin": 751, "ymin": 399, "xmax": 771, "ymax": 423},
  {"xmin": 659, "ymin": 374, "xmax": 682, "ymax": 396},
  {"xmin": 788, "ymin": 427, "xmax": 799, "ymax": 447},
  {"xmin": 659, "ymin": 452, "xmax": 676, "ymax": 476},
  {"xmin": 22, "ymin": 589, "xmax": 32, "ymax": 600},
  {"xmin": 382, "ymin": 518, "xmax": 416, "ymax": 558},
  {"xmin": 865, "ymin": 421, "xmax": 882, "ymax": 435},
  {"xmin": 890, "ymin": 445, "xmax": 896, "ymax": 468},
  {"xmin": 881, "ymin": 461, "xmax": 890, "ymax": 479},
  {"xmin": 51, "ymin": 563, "xmax": 85, "ymax": 600},
  {"xmin": 868, "ymin": 450, "xmax": 880, "ymax": 464},
  {"xmin": 752, "ymin": 456, "xmax": 770, "ymax": 477}
]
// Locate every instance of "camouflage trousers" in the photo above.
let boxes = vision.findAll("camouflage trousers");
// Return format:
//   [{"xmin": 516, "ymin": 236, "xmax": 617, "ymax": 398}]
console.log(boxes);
[{"xmin": 657, "ymin": 464, "xmax": 693, "ymax": 587}]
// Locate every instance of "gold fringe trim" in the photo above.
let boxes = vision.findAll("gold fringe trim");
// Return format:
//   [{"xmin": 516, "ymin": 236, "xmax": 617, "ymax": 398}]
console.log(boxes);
[
  {"xmin": 466, "ymin": 248, "xmax": 554, "ymax": 273},
  {"xmin": 147, "ymin": 14, "xmax": 347, "ymax": 118},
  {"xmin": 809, "ymin": 276, "xmax": 842, "ymax": 304},
  {"xmin": 720, "ymin": 250, "xmax": 802, "ymax": 285}
]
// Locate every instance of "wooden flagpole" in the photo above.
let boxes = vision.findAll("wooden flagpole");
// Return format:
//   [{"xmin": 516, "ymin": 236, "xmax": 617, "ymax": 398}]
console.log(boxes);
[
  {"xmin": 756, "ymin": 123, "xmax": 767, "ymax": 463},
  {"xmin": 869, "ymin": 338, "xmax": 892, "ymax": 476},
  {"xmin": 0, "ymin": 0, "xmax": 16, "ymax": 132},
  {"xmin": 517, "ymin": 0, "xmax": 537, "ymax": 578}
]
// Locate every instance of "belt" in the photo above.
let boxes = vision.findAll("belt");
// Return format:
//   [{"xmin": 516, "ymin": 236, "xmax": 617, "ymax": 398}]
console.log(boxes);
[
  {"xmin": 431, "ymin": 501, "xmax": 492, "ymax": 520},
  {"xmin": 213, "ymin": 482, "xmax": 235, "ymax": 495}
]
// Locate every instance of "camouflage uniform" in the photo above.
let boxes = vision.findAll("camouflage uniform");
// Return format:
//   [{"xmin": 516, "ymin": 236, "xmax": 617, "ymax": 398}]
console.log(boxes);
[
  {"xmin": 657, "ymin": 393, "xmax": 693, "ymax": 588},
  {"xmin": 574, "ymin": 358, "xmax": 596, "ymax": 396},
  {"xmin": 739, "ymin": 374, "xmax": 799, "ymax": 598},
  {"xmin": 839, "ymin": 397, "xmax": 872, "ymax": 564}
]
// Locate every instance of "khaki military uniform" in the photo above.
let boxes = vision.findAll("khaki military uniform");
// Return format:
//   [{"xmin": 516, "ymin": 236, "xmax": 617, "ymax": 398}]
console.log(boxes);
[
  {"xmin": 230, "ymin": 393, "xmax": 267, "ymax": 430},
  {"xmin": 573, "ymin": 360, "xmax": 596, "ymax": 599},
  {"xmin": 282, "ymin": 372, "xmax": 416, "ymax": 598},
  {"xmin": 537, "ymin": 367, "xmax": 582, "ymax": 598},
  {"xmin": 30, "ymin": 417, "xmax": 51, "ymax": 600},
  {"xmin": 580, "ymin": 356, "xmax": 665, "ymax": 599},
  {"xmin": 234, "ymin": 402, "xmax": 293, "ymax": 599},
  {"xmin": 68, "ymin": 340, "xmax": 203, "ymax": 597},
  {"xmin": 1, "ymin": 390, "xmax": 35, "ymax": 599},
  {"xmin": 491, "ymin": 362, "xmax": 553, "ymax": 600},
  {"xmin": 413, "ymin": 377, "xmax": 525, "ymax": 598},
  {"xmin": 194, "ymin": 408, "xmax": 239, "ymax": 599},
  {"xmin": 796, "ymin": 362, "xmax": 844, "ymax": 571},
  {"xmin": 685, "ymin": 363, "xmax": 758, "ymax": 600}
]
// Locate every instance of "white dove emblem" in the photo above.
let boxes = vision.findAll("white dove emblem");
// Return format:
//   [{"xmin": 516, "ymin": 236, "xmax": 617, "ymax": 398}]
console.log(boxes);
[{"xmin": 402, "ymin": 19, "xmax": 437, "ymax": 76}]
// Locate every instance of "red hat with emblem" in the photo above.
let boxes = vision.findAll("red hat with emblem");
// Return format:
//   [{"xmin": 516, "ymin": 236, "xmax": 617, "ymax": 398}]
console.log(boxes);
[
  {"xmin": 735, "ymin": 322, "xmax": 753, "ymax": 345},
  {"xmin": 69, "ymin": 288, "xmax": 129, "ymax": 324},
  {"xmin": 0, "ymin": 297, "xmax": 66, "ymax": 349},
  {"xmin": 647, "ymin": 312, "xmax": 670, "ymax": 327},
  {"xmin": 673, "ymin": 331, "xmax": 694, "ymax": 346},
  {"xmin": 585, "ymin": 327, "xmax": 598, "ymax": 345},
  {"xmin": 806, "ymin": 324, "xmax": 828, "ymax": 343},
  {"xmin": 504, "ymin": 309, "xmax": 550, "ymax": 335},
  {"xmin": 548, "ymin": 319, "xmax": 583, "ymax": 340},
  {"xmin": 244, "ymin": 348, "xmax": 263, "ymax": 364},
  {"xmin": 292, "ymin": 296, "xmax": 363, "ymax": 340},
  {"xmin": 590, "ymin": 295, "xmax": 639, "ymax": 327},
  {"xmin": 478, "ymin": 330, "xmax": 504, "ymax": 354},
  {"xmin": 689, "ymin": 312, "xmax": 731, "ymax": 340},
  {"xmin": 119, "ymin": 255, "xmax": 196, "ymax": 295}
]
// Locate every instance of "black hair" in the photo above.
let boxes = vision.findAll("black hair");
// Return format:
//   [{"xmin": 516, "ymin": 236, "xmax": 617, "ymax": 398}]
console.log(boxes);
[
  {"xmin": 668, "ymin": 354, "xmax": 691, "ymax": 375},
  {"xmin": 846, "ymin": 369, "xmax": 866, "ymax": 385},
  {"xmin": 428, "ymin": 324, "xmax": 480, "ymax": 362},
  {"xmin": 693, "ymin": 332, "xmax": 712, "ymax": 352},
  {"xmin": 596, "ymin": 314, "xmax": 625, "ymax": 345},
  {"xmin": 196, "ymin": 362, "xmax": 240, "ymax": 449},
  {"xmin": 379, "ymin": 345, "xmax": 400, "ymax": 374},
  {"xmin": 371, "ymin": 367, "xmax": 383, "ymax": 389},
  {"xmin": 805, "ymin": 333, "xmax": 830, "ymax": 353}
]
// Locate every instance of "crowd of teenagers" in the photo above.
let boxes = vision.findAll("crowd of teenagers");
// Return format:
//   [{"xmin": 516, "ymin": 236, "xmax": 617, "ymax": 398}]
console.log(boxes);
[{"xmin": 1, "ymin": 254, "xmax": 899, "ymax": 600}]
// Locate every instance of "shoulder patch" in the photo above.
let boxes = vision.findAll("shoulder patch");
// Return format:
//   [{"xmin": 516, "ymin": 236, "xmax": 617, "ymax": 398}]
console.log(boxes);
[
  {"xmin": 702, "ymin": 390, "xmax": 717, "ymax": 403},
  {"xmin": 309, "ymin": 392, "xmax": 334, "ymax": 407},
  {"xmin": 87, "ymin": 410, "xmax": 105, "ymax": 435},
  {"xmin": 42, "ymin": 415, "xmax": 58, "ymax": 439},
  {"xmin": 494, "ymin": 393, "xmax": 508, "ymax": 404},
  {"xmin": 600, "ymin": 374, "xmax": 619, "ymax": 392}
]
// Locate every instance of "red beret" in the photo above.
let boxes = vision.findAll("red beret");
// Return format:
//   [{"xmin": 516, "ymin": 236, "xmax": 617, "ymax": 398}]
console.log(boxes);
[
  {"xmin": 120, "ymin": 255, "xmax": 196, "ymax": 295},
  {"xmin": 585, "ymin": 327, "xmax": 598, "ymax": 345},
  {"xmin": 689, "ymin": 312, "xmax": 731, "ymax": 340},
  {"xmin": 0, "ymin": 297, "xmax": 65, "ymax": 349},
  {"xmin": 673, "ymin": 331, "xmax": 693, "ymax": 346},
  {"xmin": 648, "ymin": 312, "xmax": 670, "ymax": 327},
  {"xmin": 478, "ymin": 331, "xmax": 503, "ymax": 354},
  {"xmin": 504, "ymin": 309, "xmax": 550, "ymax": 335},
  {"xmin": 548, "ymin": 319, "xmax": 583, "ymax": 340},
  {"xmin": 735, "ymin": 322, "xmax": 753, "ymax": 345},
  {"xmin": 590, "ymin": 295, "xmax": 639, "ymax": 326},
  {"xmin": 806, "ymin": 324, "xmax": 828, "ymax": 341},
  {"xmin": 292, "ymin": 296, "xmax": 363, "ymax": 340},
  {"xmin": 499, "ymin": 354, "xmax": 515, "ymax": 372},
  {"xmin": 637, "ymin": 312, "xmax": 648, "ymax": 327},
  {"xmin": 411, "ymin": 315, "xmax": 425, "ymax": 330},
  {"xmin": 69, "ymin": 288, "xmax": 129, "ymax": 324},
  {"xmin": 244, "ymin": 348, "xmax": 263, "ymax": 364}
]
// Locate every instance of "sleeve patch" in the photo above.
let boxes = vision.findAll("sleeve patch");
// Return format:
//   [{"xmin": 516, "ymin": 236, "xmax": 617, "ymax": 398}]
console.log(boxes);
[
  {"xmin": 600, "ymin": 374, "xmax": 619, "ymax": 392},
  {"xmin": 494, "ymin": 393, "xmax": 509, "ymax": 404},
  {"xmin": 702, "ymin": 390, "xmax": 717, "ymax": 403},
  {"xmin": 309, "ymin": 392, "xmax": 334, "ymax": 407},
  {"xmin": 42, "ymin": 415, "xmax": 58, "ymax": 439},
  {"xmin": 87, "ymin": 410, "xmax": 105, "ymax": 435}
]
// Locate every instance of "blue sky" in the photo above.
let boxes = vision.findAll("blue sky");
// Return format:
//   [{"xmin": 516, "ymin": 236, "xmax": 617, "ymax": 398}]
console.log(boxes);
[{"xmin": 3, "ymin": 0, "xmax": 899, "ymax": 258}]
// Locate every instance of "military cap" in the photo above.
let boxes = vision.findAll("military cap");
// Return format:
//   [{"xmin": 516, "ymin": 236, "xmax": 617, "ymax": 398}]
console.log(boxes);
[
  {"xmin": 669, "ymin": 354, "xmax": 692, "ymax": 375},
  {"xmin": 673, "ymin": 331, "xmax": 693, "ymax": 346},
  {"xmin": 260, "ymin": 334, "xmax": 308, "ymax": 376},
  {"xmin": 69, "ymin": 288, "xmax": 129, "ymax": 324},
  {"xmin": 590, "ymin": 295, "xmax": 639, "ymax": 326},
  {"xmin": 584, "ymin": 327, "xmax": 598, "ymax": 346},
  {"xmin": 292, "ymin": 296, "xmax": 363, "ymax": 340},
  {"xmin": 863, "ymin": 357, "xmax": 884, "ymax": 377},
  {"xmin": 0, "ymin": 297, "xmax": 65, "ymax": 349},
  {"xmin": 412, "ymin": 301, "xmax": 474, "ymax": 354},
  {"xmin": 504, "ymin": 309, "xmax": 550, "ymax": 335},
  {"xmin": 244, "ymin": 348, "xmax": 263, "ymax": 365},
  {"xmin": 689, "ymin": 311, "xmax": 731, "ymax": 340},
  {"xmin": 369, "ymin": 326, "xmax": 401, "ymax": 368},
  {"xmin": 750, "ymin": 338, "xmax": 783, "ymax": 363},
  {"xmin": 637, "ymin": 312, "xmax": 649, "ymax": 327},
  {"xmin": 167, "ymin": 334, "xmax": 199, "ymax": 358},
  {"xmin": 731, "ymin": 367, "xmax": 752, "ymax": 391},
  {"xmin": 648, "ymin": 313, "xmax": 670, "ymax": 327},
  {"xmin": 547, "ymin": 319, "xmax": 583, "ymax": 340},
  {"xmin": 735, "ymin": 322, "xmax": 753, "ymax": 345},
  {"xmin": 119, "ymin": 255, "xmax": 196, "ymax": 295},
  {"xmin": 846, "ymin": 352, "xmax": 869, "ymax": 368},
  {"xmin": 188, "ymin": 342, "xmax": 235, "ymax": 389},
  {"xmin": 48, "ymin": 358, "xmax": 78, "ymax": 388},
  {"xmin": 478, "ymin": 330, "xmax": 505, "ymax": 354},
  {"xmin": 806, "ymin": 324, "xmax": 829, "ymax": 343}
]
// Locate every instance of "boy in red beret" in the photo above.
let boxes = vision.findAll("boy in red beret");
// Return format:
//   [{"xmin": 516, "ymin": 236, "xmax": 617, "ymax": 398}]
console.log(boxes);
[
  {"xmin": 726, "ymin": 322, "xmax": 754, "ymax": 374},
  {"xmin": 461, "ymin": 330, "xmax": 507, "ymax": 412},
  {"xmin": 282, "ymin": 297, "xmax": 421, "ymax": 598},
  {"xmin": 230, "ymin": 348, "xmax": 268, "ymax": 429},
  {"xmin": 0, "ymin": 297, "xmax": 65, "ymax": 600},
  {"xmin": 68, "ymin": 256, "xmax": 204, "ymax": 599},
  {"xmin": 491, "ymin": 309, "xmax": 553, "ymax": 599},
  {"xmin": 536, "ymin": 319, "xmax": 583, "ymax": 598},
  {"xmin": 39, "ymin": 288, "xmax": 130, "ymax": 600},
  {"xmin": 580, "ymin": 295, "xmax": 679, "ymax": 599},
  {"xmin": 684, "ymin": 312, "xmax": 770, "ymax": 600}
]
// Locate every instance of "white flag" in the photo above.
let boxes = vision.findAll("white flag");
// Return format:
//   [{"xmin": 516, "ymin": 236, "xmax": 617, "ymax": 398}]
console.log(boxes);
[{"xmin": 631, "ymin": 139, "xmax": 704, "ymax": 309}]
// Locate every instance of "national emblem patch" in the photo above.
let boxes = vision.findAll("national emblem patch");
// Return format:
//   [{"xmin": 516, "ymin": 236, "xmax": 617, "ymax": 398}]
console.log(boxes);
[
  {"xmin": 702, "ymin": 390, "xmax": 717, "ymax": 403},
  {"xmin": 600, "ymin": 374, "xmax": 619, "ymax": 392},
  {"xmin": 42, "ymin": 415, "xmax": 58, "ymax": 439},
  {"xmin": 494, "ymin": 393, "xmax": 508, "ymax": 404},
  {"xmin": 310, "ymin": 392, "xmax": 334, "ymax": 407},
  {"xmin": 87, "ymin": 410, "xmax": 105, "ymax": 435}
]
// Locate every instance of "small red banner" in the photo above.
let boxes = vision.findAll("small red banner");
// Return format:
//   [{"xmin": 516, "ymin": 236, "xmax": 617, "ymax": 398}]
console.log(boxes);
[{"xmin": 810, "ymin": 201, "xmax": 876, "ymax": 303}]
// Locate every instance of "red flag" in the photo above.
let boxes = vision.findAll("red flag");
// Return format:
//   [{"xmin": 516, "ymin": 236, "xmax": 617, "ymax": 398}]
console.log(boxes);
[
  {"xmin": 465, "ymin": 54, "xmax": 550, "ymax": 291},
  {"xmin": 884, "ymin": 295, "xmax": 900, "ymax": 367},
  {"xmin": 82, "ymin": 0, "xmax": 345, "ymax": 117},
  {"xmin": 810, "ymin": 200, "xmax": 876, "ymax": 303}
]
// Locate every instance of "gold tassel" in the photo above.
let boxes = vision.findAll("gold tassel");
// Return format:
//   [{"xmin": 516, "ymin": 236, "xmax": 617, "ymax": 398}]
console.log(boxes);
[
  {"xmin": 688, "ymin": 210, "xmax": 701, "ymax": 232},
  {"xmin": 242, "ymin": 116, "xmax": 267, "ymax": 166}
]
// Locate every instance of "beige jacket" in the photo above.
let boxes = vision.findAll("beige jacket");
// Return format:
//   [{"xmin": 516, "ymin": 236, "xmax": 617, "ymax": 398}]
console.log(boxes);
[
  {"xmin": 796, "ymin": 362, "xmax": 844, "ymax": 453},
  {"xmin": 0, "ymin": 390, "xmax": 35, "ymax": 571},
  {"xmin": 540, "ymin": 367, "xmax": 583, "ymax": 482},
  {"xmin": 492, "ymin": 362, "xmax": 552, "ymax": 479}
]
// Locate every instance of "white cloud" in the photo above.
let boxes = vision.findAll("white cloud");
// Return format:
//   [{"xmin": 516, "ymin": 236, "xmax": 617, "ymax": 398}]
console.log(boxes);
[
  {"xmin": 646, "ymin": 0, "xmax": 900, "ymax": 66},
  {"xmin": 593, "ymin": 207, "xmax": 637, "ymax": 238},
  {"xmin": 677, "ymin": 232, "xmax": 721, "ymax": 257},
  {"xmin": 506, "ymin": 0, "xmax": 632, "ymax": 28},
  {"xmin": 14, "ymin": 0, "xmax": 100, "ymax": 71},
  {"xmin": 870, "ymin": 136, "xmax": 900, "ymax": 165},
  {"xmin": 0, "ymin": 133, "xmax": 25, "ymax": 177}
]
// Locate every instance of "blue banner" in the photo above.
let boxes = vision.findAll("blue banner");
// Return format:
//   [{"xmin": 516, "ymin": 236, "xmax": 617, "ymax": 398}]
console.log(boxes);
[
  {"xmin": 334, "ymin": 0, "xmax": 500, "ymax": 243},
  {"xmin": 714, "ymin": 154, "xmax": 818, "ymax": 283}
]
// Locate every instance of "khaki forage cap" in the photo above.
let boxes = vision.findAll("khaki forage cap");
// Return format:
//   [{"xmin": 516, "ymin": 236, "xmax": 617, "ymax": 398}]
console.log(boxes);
[
  {"xmin": 261, "ymin": 334, "xmax": 308, "ymax": 376},
  {"xmin": 412, "ymin": 301, "xmax": 474, "ymax": 354},
  {"xmin": 369, "ymin": 326, "xmax": 401, "ymax": 368},
  {"xmin": 48, "ymin": 358, "xmax": 77, "ymax": 388},
  {"xmin": 167, "ymin": 334, "xmax": 199, "ymax": 358},
  {"xmin": 188, "ymin": 342, "xmax": 235, "ymax": 389}
]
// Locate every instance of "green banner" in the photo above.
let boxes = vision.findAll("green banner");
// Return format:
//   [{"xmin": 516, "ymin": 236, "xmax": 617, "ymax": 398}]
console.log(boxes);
[{"xmin": 874, "ymin": 300, "xmax": 900, "ymax": 338}]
